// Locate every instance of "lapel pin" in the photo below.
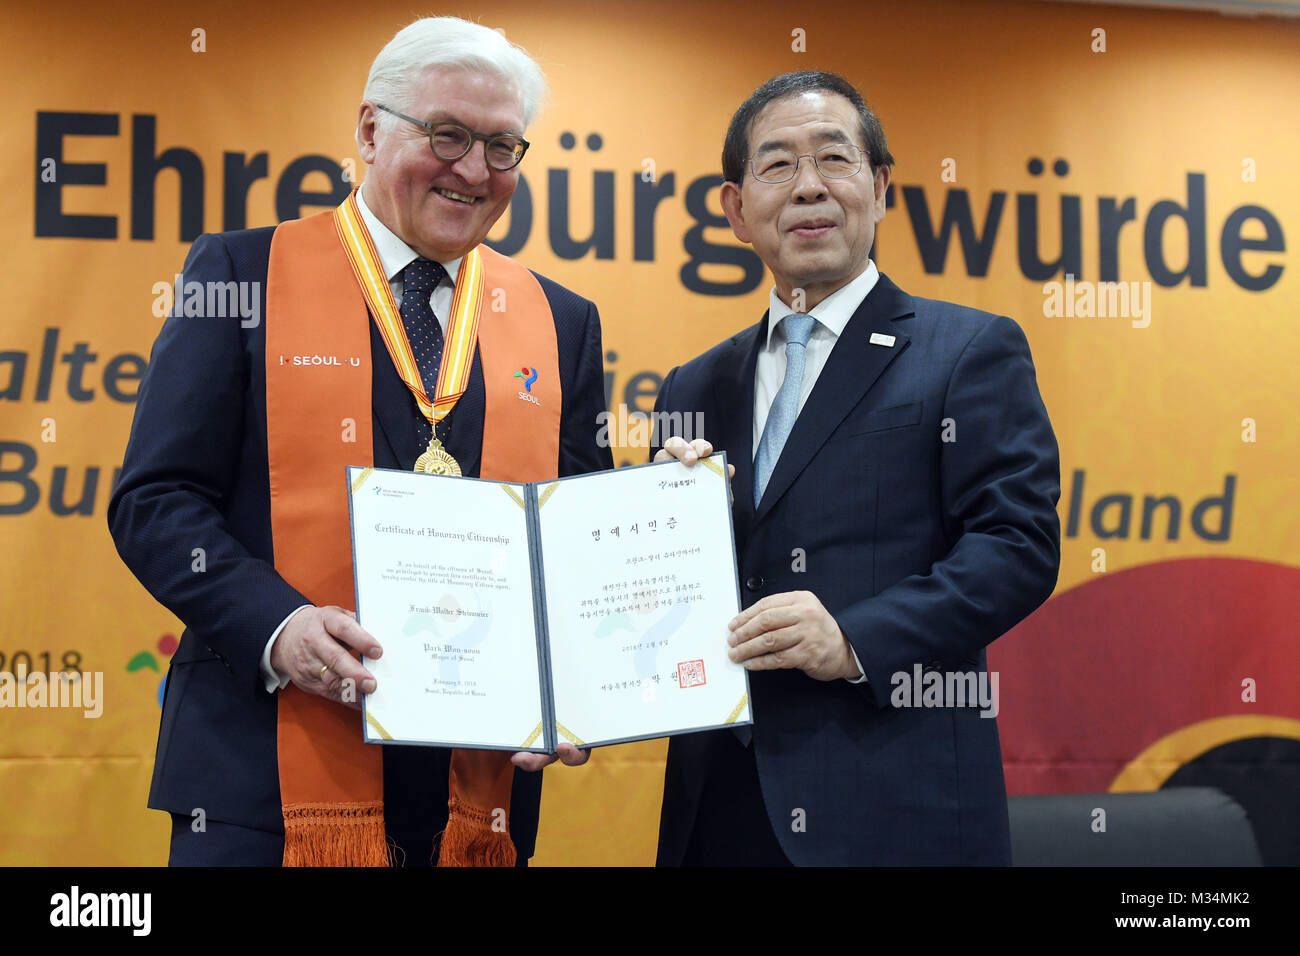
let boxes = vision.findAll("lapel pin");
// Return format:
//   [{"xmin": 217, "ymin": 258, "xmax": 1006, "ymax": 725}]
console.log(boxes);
[{"xmin": 869, "ymin": 332, "xmax": 896, "ymax": 347}]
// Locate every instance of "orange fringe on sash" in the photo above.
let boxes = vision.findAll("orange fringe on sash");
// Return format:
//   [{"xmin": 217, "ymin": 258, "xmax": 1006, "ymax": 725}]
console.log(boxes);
[
  {"xmin": 282, "ymin": 803, "xmax": 390, "ymax": 867},
  {"xmin": 438, "ymin": 798, "xmax": 518, "ymax": 867}
]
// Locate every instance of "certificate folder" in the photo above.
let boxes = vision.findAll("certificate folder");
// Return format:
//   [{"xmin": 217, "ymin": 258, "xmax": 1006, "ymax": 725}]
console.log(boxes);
[{"xmin": 346, "ymin": 455, "xmax": 751, "ymax": 754}]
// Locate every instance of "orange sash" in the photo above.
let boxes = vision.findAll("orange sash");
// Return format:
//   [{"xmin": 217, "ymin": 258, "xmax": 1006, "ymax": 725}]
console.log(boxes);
[{"xmin": 264, "ymin": 205, "xmax": 561, "ymax": 866}]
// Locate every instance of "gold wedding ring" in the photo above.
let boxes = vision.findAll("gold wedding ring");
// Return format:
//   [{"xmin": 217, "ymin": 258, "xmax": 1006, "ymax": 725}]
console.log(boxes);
[{"xmin": 319, "ymin": 664, "xmax": 330, "ymax": 681}]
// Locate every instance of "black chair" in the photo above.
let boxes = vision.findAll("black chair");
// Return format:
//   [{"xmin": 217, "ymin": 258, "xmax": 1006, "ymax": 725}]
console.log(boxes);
[{"xmin": 1008, "ymin": 787, "xmax": 1261, "ymax": 866}]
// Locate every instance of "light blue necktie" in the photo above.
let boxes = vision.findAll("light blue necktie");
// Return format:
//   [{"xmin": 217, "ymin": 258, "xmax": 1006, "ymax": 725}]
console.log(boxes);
[{"xmin": 754, "ymin": 313, "xmax": 816, "ymax": 506}]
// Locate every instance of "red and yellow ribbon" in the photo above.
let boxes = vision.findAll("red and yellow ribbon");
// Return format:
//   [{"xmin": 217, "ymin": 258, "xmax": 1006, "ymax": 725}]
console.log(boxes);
[{"xmin": 333, "ymin": 191, "xmax": 483, "ymax": 426}]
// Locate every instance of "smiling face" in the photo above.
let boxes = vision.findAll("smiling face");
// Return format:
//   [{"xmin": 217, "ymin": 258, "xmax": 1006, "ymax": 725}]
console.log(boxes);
[
  {"xmin": 357, "ymin": 66, "xmax": 524, "ymax": 262},
  {"xmin": 721, "ymin": 90, "xmax": 890, "ymax": 310}
]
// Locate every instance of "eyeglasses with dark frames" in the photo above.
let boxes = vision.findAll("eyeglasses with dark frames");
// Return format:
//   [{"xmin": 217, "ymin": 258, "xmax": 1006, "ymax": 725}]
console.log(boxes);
[{"xmin": 376, "ymin": 104, "xmax": 529, "ymax": 171}]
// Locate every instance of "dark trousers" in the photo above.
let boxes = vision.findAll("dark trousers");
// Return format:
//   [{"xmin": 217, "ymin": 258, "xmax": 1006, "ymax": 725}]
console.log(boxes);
[
  {"xmin": 169, "ymin": 813, "xmax": 283, "ymax": 866},
  {"xmin": 168, "ymin": 746, "xmax": 527, "ymax": 866},
  {"xmin": 680, "ymin": 732, "xmax": 791, "ymax": 867}
]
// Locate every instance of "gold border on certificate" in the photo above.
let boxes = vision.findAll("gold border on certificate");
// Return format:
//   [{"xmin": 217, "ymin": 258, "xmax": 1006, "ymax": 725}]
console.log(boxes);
[
  {"xmin": 700, "ymin": 456, "xmax": 724, "ymax": 478},
  {"xmin": 520, "ymin": 722, "xmax": 544, "ymax": 749},
  {"xmin": 500, "ymin": 483, "xmax": 525, "ymax": 509},
  {"xmin": 555, "ymin": 721, "xmax": 587, "ymax": 747},
  {"xmin": 366, "ymin": 712, "xmax": 394, "ymax": 740}
]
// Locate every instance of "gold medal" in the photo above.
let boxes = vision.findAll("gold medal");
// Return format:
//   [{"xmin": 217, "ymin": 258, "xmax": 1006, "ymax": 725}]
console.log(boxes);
[{"xmin": 414, "ymin": 437, "xmax": 462, "ymax": 476}]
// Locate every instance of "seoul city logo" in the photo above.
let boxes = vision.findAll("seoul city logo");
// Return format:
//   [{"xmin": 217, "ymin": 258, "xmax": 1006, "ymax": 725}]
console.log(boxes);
[{"xmin": 514, "ymin": 366, "xmax": 540, "ymax": 405}]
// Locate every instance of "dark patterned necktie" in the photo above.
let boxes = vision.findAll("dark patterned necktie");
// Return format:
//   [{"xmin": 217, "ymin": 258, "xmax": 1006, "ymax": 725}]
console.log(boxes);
[{"xmin": 398, "ymin": 258, "xmax": 449, "ymax": 443}]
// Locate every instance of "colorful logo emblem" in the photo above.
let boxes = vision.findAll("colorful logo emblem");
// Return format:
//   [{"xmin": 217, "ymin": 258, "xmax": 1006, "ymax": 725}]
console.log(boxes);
[
  {"xmin": 514, "ymin": 366, "xmax": 538, "ymax": 392},
  {"xmin": 126, "ymin": 634, "xmax": 178, "ymax": 707}
]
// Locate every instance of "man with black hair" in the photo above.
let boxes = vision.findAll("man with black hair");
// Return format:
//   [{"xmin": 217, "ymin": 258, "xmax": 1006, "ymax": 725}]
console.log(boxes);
[{"xmin": 653, "ymin": 71, "xmax": 1061, "ymax": 865}]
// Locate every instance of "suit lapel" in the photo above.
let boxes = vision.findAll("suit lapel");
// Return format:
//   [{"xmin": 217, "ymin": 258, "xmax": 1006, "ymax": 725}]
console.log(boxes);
[
  {"xmin": 369, "ymin": 318, "xmax": 411, "ymax": 468},
  {"xmin": 753, "ymin": 273, "xmax": 915, "ymax": 524}
]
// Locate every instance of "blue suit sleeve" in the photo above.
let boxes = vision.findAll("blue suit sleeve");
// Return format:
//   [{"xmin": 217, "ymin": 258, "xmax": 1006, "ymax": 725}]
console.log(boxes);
[
  {"xmin": 558, "ymin": 298, "xmax": 616, "ymax": 477},
  {"xmin": 649, "ymin": 365, "xmax": 681, "ymax": 462},
  {"xmin": 107, "ymin": 234, "xmax": 309, "ymax": 691},
  {"xmin": 836, "ymin": 314, "xmax": 1062, "ymax": 707}
]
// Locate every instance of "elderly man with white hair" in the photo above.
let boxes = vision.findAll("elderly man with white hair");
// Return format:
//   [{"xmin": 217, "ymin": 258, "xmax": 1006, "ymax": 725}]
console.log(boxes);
[{"xmin": 109, "ymin": 16, "xmax": 611, "ymax": 867}]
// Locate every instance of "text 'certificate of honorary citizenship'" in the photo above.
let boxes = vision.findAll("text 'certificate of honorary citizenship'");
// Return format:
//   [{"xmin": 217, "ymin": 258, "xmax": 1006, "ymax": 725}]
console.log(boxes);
[
  {"xmin": 348, "ymin": 469, "xmax": 544, "ymax": 751},
  {"xmin": 347, "ymin": 456, "xmax": 750, "ymax": 753}
]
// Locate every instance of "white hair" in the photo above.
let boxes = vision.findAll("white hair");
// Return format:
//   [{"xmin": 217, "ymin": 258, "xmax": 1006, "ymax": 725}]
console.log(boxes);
[{"xmin": 363, "ymin": 17, "xmax": 547, "ymax": 130}]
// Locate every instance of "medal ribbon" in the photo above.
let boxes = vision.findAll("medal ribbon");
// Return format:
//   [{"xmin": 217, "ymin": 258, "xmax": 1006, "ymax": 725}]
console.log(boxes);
[{"xmin": 333, "ymin": 190, "xmax": 482, "ymax": 426}]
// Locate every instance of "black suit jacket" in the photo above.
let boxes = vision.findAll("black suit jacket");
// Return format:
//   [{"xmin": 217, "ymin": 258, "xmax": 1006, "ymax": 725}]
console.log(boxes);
[
  {"xmin": 108, "ymin": 225, "xmax": 613, "ymax": 859},
  {"xmin": 652, "ymin": 272, "xmax": 1061, "ymax": 865}
]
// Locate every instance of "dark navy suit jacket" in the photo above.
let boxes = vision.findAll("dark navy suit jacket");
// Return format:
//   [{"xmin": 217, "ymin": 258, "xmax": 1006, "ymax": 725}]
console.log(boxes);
[
  {"xmin": 652, "ymin": 272, "xmax": 1061, "ymax": 865},
  {"xmin": 108, "ymin": 225, "xmax": 612, "ymax": 859}
]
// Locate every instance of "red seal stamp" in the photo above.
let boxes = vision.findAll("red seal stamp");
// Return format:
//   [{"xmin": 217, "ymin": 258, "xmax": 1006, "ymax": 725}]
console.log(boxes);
[{"xmin": 677, "ymin": 659, "xmax": 706, "ymax": 688}]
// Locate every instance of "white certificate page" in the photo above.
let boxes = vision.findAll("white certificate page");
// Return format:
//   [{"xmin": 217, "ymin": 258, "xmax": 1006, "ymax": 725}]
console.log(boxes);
[
  {"xmin": 348, "ymin": 467, "xmax": 546, "ymax": 751},
  {"xmin": 536, "ymin": 456, "xmax": 751, "ymax": 747}
]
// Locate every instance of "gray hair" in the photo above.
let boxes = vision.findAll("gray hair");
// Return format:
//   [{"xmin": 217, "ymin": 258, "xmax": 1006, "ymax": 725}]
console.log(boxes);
[{"xmin": 363, "ymin": 17, "xmax": 547, "ymax": 129}]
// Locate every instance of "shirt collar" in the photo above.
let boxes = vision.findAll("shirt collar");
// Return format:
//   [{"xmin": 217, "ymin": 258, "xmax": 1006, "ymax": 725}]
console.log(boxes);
[
  {"xmin": 764, "ymin": 259, "xmax": 880, "ymax": 348},
  {"xmin": 355, "ymin": 185, "xmax": 462, "ymax": 287}
]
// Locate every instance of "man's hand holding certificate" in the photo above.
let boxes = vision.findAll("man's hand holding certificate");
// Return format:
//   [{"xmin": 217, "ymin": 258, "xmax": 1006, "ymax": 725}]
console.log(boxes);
[{"xmin": 346, "ymin": 456, "xmax": 752, "ymax": 756}]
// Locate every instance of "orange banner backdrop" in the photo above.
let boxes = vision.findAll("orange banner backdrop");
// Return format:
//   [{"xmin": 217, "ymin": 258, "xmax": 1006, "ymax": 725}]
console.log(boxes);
[{"xmin": 1, "ymin": 0, "xmax": 1297, "ymax": 864}]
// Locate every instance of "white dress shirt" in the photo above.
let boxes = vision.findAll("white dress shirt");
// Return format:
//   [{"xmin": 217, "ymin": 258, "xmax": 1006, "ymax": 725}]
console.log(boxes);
[
  {"xmin": 751, "ymin": 259, "xmax": 880, "ymax": 684},
  {"xmin": 753, "ymin": 259, "xmax": 879, "ymax": 447},
  {"xmin": 259, "ymin": 186, "xmax": 461, "ymax": 693}
]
